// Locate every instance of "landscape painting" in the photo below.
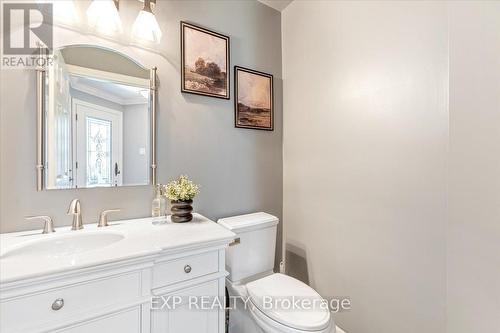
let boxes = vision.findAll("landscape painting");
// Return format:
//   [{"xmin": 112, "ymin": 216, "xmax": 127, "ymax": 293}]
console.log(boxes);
[
  {"xmin": 235, "ymin": 66, "xmax": 273, "ymax": 131},
  {"xmin": 181, "ymin": 22, "xmax": 229, "ymax": 99}
]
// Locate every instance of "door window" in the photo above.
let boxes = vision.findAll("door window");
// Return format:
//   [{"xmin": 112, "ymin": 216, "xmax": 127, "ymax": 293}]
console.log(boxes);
[{"xmin": 86, "ymin": 116, "xmax": 112, "ymax": 187}]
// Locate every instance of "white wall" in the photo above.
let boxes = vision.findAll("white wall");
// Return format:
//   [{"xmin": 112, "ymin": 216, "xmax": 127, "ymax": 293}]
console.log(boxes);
[
  {"xmin": 282, "ymin": 2, "xmax": 448, "ymax": 332},
  {"xmin": 283, "ymin": 1, "xmax": 500, "ymax": 332},
  {"xmin": 448, "ymin": 2, "xmax": 500, "ymax": 333}
]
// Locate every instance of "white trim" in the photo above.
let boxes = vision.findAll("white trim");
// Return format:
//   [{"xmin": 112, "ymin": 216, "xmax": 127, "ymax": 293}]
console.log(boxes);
[
  {"xmin": 72, "ymin": 99, "xmax": 123, "ymax": 129},
  {"xmin": 66, "ymin": 64, "xmax": 150, "ymax": 88}
]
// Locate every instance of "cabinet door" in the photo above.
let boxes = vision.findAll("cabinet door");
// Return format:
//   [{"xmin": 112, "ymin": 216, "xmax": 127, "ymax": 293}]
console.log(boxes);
[
  {"xmin": 151, "ymin": 280, "xmax": 221, "ymax": 333},
  {"xmin": 56, "ymin": 306, "xmax": 141, "ymax": 333}
]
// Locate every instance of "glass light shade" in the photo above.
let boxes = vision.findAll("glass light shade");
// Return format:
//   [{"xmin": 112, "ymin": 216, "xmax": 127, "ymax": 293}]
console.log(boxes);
[
  {"xmin": 86, "ymin": 0, "xmax": 122, "ymax": 36},
  {"xmin": 132, "ymin": 10, "xmax": 162, "ymax": 44}
]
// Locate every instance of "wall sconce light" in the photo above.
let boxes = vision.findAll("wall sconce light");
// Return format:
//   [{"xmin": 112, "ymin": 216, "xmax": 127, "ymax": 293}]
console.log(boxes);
[
  {"xmin": 132, "ymin": 0, "xmax": 162, "ymax": 44},
  {"xmin": 87, "ymin": 0, "xmax": 122, "ymax": 36}
]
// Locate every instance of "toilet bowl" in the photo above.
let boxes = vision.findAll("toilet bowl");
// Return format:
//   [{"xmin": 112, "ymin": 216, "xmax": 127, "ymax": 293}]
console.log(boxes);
[{"xmin": 218, "ymin": 213, "xmax": 336, "ymax": 333}]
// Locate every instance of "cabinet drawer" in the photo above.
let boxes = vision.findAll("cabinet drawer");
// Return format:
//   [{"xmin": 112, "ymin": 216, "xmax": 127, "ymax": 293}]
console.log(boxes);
[
  {"xmin": 152, "ymin": 251, "xmax": 219, "ymax": 288},
  {"xmin": 55, "ymin": 306, "xmax": 141, "ymax": 333},
  {"xmin": 0, "ymin": 272, "xmax": 142, "ymax": 333}
]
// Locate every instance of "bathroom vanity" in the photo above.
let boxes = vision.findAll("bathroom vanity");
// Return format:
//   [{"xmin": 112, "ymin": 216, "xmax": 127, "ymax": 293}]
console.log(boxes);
[
  {"xmin": 0, "ymin": 39, "xmax": 237, "ymax": 333},
  {"xmin": 0, "ymin": 214, "xmax": 235, "ymax": 333}
]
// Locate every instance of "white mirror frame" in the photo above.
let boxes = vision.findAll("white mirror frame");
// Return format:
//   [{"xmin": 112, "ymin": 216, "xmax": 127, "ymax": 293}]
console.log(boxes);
[{"xmin": 35, "ymin": 45, "xmax": 158, "ymax": 190}]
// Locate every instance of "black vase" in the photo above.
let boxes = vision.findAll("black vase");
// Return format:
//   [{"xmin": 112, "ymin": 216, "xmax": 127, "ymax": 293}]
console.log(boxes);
[{"xmin": 170, "ymin": 200, "xmax": 193, "ymax": 223}]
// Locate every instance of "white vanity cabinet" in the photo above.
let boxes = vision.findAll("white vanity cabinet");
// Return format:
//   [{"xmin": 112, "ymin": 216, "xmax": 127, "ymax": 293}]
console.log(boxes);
[{"xmin": 0, "ymin": 215, "xmax": 235, "ymax": 333}]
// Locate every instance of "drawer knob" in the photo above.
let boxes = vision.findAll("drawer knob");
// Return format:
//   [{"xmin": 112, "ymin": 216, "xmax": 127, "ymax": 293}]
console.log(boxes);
[
  {"xmin": 184, "ymin": 265, "xmax": 192, "ymax": 273},
  {"xmin": 51, "ymin": 298, "xmax": 64, "ymax": 311}
]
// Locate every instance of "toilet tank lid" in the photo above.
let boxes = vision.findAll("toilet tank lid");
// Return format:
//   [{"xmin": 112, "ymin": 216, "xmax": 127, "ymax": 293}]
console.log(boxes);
[{"xmin": 218, "ymin": 212, "xmax": 278, "ymax": 233}]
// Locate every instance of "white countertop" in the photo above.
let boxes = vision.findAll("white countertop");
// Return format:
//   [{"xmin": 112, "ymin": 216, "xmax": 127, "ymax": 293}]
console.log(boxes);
[{"xmin": 0, "ymin": 214, "xmax": 236, "ymax": 284}]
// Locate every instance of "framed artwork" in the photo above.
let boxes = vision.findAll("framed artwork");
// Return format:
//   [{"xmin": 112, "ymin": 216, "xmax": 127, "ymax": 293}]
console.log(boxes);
[
  {"xmin": 234, "ymin": 66, "xmax": 274, "ymax": 131},
  {"xmin": 181, "ymin": 21, "xmax": 230, "ymax": 99}
]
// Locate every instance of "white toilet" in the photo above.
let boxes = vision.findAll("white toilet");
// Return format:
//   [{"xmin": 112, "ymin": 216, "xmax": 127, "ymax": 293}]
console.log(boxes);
[{"xmin": 218, "ymin": 212, "xmax": 335, "ymax": 333}]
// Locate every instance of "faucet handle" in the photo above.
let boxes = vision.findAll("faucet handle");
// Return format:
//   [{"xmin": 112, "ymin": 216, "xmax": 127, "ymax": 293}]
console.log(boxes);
[
  {"xmin": 98, "ymin": 209, "xmax": 121, "ymax": 227},
  {"xmin": 26, "ymin": 215, "xmax": 55, "ymax": 234}
]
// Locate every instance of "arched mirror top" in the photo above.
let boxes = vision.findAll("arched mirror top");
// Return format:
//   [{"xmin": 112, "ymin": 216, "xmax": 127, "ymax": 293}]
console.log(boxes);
[{"xmin": 56, "ymin": 44, "xmax": 150, "ymax": 80}]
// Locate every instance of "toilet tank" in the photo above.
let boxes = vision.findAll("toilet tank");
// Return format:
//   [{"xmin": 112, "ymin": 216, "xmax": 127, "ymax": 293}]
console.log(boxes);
[{"xmin": 218, "ymin": 212, "xmax": 279, "ymax": 283}]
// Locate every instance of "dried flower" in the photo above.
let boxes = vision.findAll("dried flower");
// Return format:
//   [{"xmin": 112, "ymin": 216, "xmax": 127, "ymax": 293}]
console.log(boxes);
[{"xmin": 163, "ymin": 175, "xmax": 200, "ymax": 201}]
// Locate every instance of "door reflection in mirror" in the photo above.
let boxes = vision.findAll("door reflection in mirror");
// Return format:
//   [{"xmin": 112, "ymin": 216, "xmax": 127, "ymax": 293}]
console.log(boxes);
[{"xmin": 44, "ymin": 45, "xmax": 152, "ymax": 189}]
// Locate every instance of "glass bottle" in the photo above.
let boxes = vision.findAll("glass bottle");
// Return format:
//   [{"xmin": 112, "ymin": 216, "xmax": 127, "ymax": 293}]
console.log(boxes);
[{"xmin": 152, "ymin": 184, "xmax": 166, "ymax": 224}]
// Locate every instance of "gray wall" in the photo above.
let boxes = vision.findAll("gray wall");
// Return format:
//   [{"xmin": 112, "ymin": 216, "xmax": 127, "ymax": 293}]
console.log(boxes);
[
  {"xmin": 123, "ymin": 103, "xmax": 150, "ymax": 185},
  {"xmin": 0, "ymin": 0, "xmax": 283, "ymax": 261},
  {"xmin": 283, "ymin": 2, "xmax": 448, "ymax": 332}
]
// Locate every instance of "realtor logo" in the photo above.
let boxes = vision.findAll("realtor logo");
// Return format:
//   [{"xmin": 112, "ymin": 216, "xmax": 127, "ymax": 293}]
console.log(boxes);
[{"xmin": 2, "ymin": 2, "xmax": 53, "ymax": 55}]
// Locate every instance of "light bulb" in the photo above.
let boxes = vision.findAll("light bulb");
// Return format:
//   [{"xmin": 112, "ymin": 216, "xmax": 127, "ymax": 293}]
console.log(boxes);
[
  {"xmin": 132, "ymin": 1, "xmax": 162, "ymax": 44},
  {"xmin": 86, "ymin": 0, "xmax": 122, "ymax": 36}
]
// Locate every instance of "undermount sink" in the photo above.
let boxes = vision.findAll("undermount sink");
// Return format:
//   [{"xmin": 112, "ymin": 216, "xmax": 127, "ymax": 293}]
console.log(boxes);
[{"xmin": 1, "ymin": 232, "xmax": 125, "ymax": 259}]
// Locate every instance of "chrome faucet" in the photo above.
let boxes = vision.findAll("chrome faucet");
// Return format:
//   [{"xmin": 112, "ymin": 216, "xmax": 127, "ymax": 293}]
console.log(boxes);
[{"xmin": 67, "ymin": 199, "xmax": 83, "ymax": 230}]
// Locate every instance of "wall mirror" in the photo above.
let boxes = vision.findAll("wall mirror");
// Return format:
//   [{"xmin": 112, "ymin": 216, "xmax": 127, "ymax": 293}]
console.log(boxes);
[{"xmin": 37, "ymin": 45, "xmax": 157, "ymax": 190}]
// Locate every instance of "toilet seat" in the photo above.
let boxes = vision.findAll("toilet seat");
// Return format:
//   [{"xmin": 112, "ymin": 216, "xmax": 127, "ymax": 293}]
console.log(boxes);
[
  {"xmin": 246, "ymin": 273, "xmax": 332, "ymax": 332},
  {"xmin": 249, "ymin": 301, "xmax": 334, "ymax": 333}
]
